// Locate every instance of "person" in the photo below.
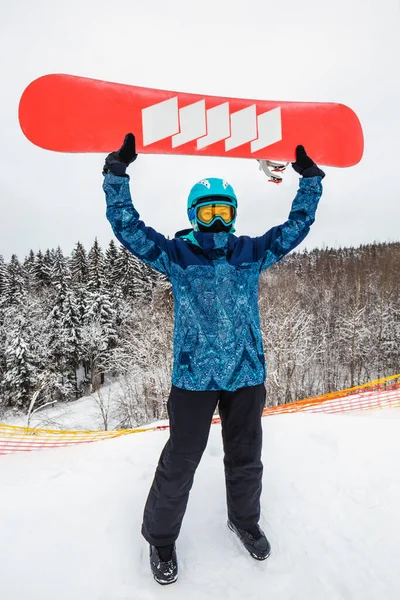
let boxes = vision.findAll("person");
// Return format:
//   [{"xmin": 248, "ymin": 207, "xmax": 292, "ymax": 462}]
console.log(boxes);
[{"xmin": 102, "ymin": 135, "xmax": 325, "ymax": 585}]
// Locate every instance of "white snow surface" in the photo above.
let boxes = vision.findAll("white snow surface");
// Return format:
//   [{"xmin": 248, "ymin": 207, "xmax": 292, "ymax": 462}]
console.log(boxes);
[
  {"xmin": 3, "ymin": 381, "xmax": 143, "ymax": 431},
  {"xmin": 4, "ymin": 379, "xmax": 400, "ymax": 433},
  {"xmin": 1, "ymin": 411, "xmax": 400, "ymax": 600}
]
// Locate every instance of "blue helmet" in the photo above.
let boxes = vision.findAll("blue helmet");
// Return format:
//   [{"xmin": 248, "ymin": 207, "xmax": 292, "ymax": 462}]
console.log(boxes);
[{"xmin": 187, "ymin": 178, "xmax": 238, "ymax": 230}]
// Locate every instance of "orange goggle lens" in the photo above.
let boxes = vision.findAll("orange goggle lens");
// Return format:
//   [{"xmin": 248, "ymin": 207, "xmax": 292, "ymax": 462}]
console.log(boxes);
[{"xmin": 196, "ymin": 204, "xmax": 235, "ymax": 224}]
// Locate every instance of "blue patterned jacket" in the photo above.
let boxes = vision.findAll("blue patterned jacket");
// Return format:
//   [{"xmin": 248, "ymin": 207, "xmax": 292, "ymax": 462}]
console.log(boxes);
[{"xmin": 103, "ymin": 174, "xmax": 323, "ymax": 391}]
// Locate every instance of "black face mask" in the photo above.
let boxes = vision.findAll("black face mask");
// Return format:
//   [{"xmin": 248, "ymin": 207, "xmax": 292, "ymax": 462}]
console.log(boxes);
[{"xmin": 198, "ymin": 220, "xmax": 232, "ymax": 233}]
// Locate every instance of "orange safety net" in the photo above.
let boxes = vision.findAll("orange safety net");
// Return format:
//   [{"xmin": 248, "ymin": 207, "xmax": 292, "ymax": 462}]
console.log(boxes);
[
  {"xmin": 1, "ymin": 374, "xmax": 399, "ymax": 456},
  {"xmin": 261, "ymin": 373, "xmax": 400, "ymax": 416}
]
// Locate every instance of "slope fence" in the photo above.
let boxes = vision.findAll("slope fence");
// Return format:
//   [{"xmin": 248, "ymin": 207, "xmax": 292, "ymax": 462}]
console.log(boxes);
[{"xmin": 1, "ymin": 374, "xmax": 399, "ymax": 456}]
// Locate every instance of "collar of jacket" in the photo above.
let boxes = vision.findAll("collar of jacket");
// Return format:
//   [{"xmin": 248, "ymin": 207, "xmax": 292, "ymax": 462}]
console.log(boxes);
[
  {"xmin": 176, "ymin": 229, "xmax": 234, "ymax": 249},
  {"xmin": 177, "ymin": 229, "xmax": 232, "ymax": 251}
]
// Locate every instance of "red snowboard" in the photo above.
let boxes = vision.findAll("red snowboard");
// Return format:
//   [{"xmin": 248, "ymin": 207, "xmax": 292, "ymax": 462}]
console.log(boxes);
[{"xmin": 18, "ymin": 74, "xmax": 363, "ymax": 167}]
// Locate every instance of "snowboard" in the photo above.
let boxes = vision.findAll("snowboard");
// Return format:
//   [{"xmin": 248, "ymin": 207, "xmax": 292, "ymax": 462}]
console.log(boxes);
[{"xmin": 18, "ymin": 74, "xmax": 364, "ymax": 167}]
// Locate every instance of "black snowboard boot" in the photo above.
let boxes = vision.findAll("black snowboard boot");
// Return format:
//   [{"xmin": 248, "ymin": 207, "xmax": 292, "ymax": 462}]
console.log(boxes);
[
  {"xmin": 149, "ymin": 544, "xmax": 178, "ymax": 585},
  {"xmin": 227, "ymin": 520, "xmax": 271, "ymax": 561}
]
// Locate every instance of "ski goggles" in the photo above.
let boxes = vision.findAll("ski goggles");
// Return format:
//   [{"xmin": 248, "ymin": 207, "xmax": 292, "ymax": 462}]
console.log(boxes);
[{"xmin": 196, "ymin": 203, "xmax": 236, "ymax": 226}]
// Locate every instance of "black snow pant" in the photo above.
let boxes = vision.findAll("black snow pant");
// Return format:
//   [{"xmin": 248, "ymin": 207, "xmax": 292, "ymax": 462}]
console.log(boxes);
[{"xmin": 141, "ymin": 382, "xmax": 266, "ymax": 547}]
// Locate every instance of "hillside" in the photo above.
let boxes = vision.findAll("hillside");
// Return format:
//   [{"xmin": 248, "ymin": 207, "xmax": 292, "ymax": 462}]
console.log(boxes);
[{"xmin": 1, "ymin": 410, "xmax": 399, "ymax": 599}]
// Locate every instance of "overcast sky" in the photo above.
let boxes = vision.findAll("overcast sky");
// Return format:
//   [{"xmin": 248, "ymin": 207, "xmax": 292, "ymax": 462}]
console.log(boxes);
[{"xmin": 1, "ymin": 0, "xmax": 399, "ymax": 261}]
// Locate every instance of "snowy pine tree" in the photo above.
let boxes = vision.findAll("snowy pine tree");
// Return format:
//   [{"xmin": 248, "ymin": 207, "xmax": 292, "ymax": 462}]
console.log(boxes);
[
  {"xmin": 1, "ymin": 303, "xmax": 37, "ymax": 408},
  {"xmin": 24, "ymin": 250, "xmax": 36, "ymax": 271},
  {"xmin": 43, "ymin": 249, "xmax": 55, "ymax": 275},
  {"xmin": 22, "ymin": 250, "xmax": 37, "ymax": 296},
  {"xmin": 88, "ymin": 238, "xmax": 105, "ymax": 291},
  {"xmin": 115, "ymin": 246, "xmax": 148, "ymax": 299},
  {"xmin": 105, "ymin": 240, "xmax": 120, "ymax": 290},
  {"xmin": 0, "ymin": 255, "xmax": 9, "ymax": 303},
  {"xmin": 6, "ymin": 255, "xmax": 25, "ymax": 305},
  {"xmin": 83, "ymin": 290, "xmax": 118, "ymax": 391},
  {"xmin": 45, "ymin": 247, "xmax": 82, "ymax": 396},
  {"xmin": 50, "ymin": 247, "xmax": 70, "ymax": 304},
  {"xmin": 70, "ymin": 241, "xmax": 89, "ymax": 286},
  {"xmin": 60, "ymin": 289, "xmax": 84, "ymax": 393},
  {"xmin": 32, "ymin": 250, "xmax": 52, "ymax": 290}
]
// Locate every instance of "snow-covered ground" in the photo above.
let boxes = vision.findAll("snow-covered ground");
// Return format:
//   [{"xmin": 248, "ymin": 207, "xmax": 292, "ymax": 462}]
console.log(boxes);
[
  {"xmin": 4, "ymin": 379, "xmax": 400, "ymax": 433},
  {"xmin": 4, "ymin": 393, "xmax": 110, "ymax": 430},
  {"xmin": 0, "ymin": 410, "xmax": 399, "ymax": 600},
  {"xmin": 2, "ymin": 380, "xmax": 144, "ymax": 431}
]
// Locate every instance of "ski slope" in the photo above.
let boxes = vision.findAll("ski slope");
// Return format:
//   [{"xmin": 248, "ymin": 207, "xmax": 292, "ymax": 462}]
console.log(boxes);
[{"xmin": 0, "ymin": 411, "xmax": 399, "ymax": 600}]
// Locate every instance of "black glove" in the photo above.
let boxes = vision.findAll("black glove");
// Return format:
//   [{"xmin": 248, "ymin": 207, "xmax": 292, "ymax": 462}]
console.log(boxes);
[
  {"xmin": 103, "ymin": 133, "xmax": 138, "ymax": 177},
  {"xmin": 291, "ymin": 145, "xmax": 325, "ymax": 179}
]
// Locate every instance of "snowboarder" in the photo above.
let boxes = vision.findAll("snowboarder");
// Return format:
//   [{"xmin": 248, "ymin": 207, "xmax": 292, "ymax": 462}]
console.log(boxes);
[{"xmin": 103, "ymin": 135, "xmax": 325, "ymax": 585}]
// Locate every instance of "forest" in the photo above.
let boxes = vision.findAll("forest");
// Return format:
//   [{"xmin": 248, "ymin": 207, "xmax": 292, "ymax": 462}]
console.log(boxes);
[{"xmin": 0, "ymin": 240, "xmax": 399, "ymax": 427}]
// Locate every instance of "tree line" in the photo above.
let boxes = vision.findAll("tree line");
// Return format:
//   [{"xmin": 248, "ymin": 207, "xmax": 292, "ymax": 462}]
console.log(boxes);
[{"xmin": 0, "ymin": 240, "xmax": 399, "ymax": 426}]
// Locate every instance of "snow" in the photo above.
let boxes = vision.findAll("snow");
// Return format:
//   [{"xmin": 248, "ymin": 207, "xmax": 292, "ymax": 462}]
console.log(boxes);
[
  {"xmin": 5, "ymin": 376, "xmax": 400, "ymax": 433},
  {"xmin": 1, "ymin": 410, "xmax": 400, "ymax": 599},
  {"xmin": 3, "ymin": 380, "xmax": 141, "ymax": 431},
  {"xmin": 4, "ymin": 393, "xmax": 111, "ymax": 430},
  {"xmin": 348, "ymin": 407, "xmax": 400, "ymax": 419}
]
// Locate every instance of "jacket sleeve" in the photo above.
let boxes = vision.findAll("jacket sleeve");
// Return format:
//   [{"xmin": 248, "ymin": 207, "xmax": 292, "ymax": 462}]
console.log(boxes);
[
  {"xmin": 103, "ymin": 173, "xmax": 172, "ymax": 278},
  {"xmin": 254, "ymin": 176, "xmax": 323, "ymax": 271}
]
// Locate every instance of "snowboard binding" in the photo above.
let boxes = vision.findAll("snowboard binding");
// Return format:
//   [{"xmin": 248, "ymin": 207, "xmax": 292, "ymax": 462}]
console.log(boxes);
[{"xmin": 257, "ymin": 159, "xmax": 289, "ymax": 184}]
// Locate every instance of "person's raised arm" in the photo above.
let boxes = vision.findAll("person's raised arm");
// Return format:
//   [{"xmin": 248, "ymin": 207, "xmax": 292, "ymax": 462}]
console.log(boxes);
[
  {"xmin": 254, "ymin": 145, "xmax": 325, "ymax": 271},
  {"xmin": 102, "ymin": 134, "xmax": 173, "ymax": 278}
]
